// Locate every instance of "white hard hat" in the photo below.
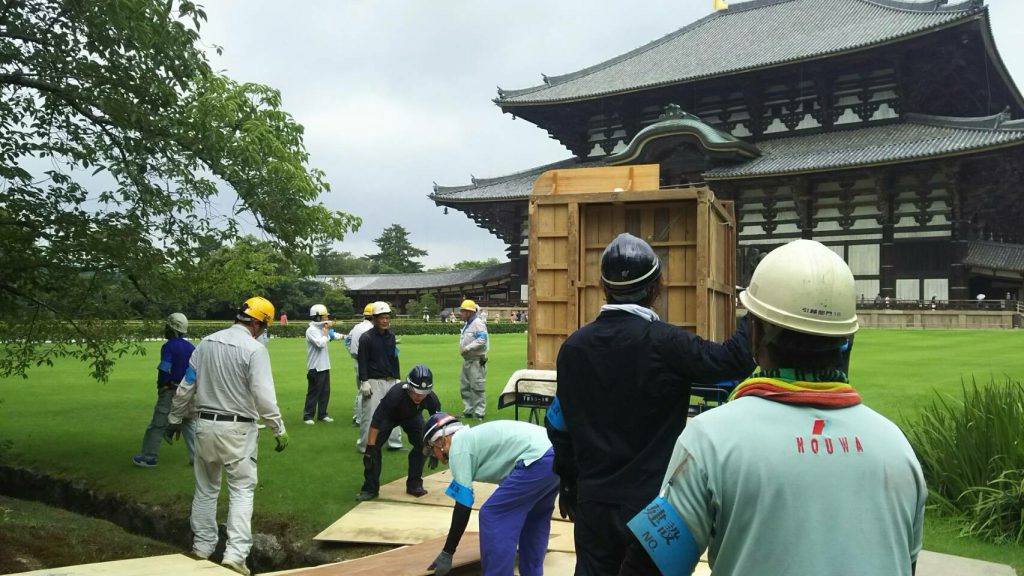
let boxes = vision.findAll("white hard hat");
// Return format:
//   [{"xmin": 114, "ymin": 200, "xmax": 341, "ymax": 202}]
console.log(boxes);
[
  {"xmin": 166, "ymin": 313, "xmax": 188, "ymax": 334},
  {"xmin": 739, "ymin": 239, "xmax": 858, "ymax": 337},
  {"xmin": 309, "ymin": 304, "xmax": 329, "ymax": 318},
  {"xmin": 371, "ymin": 302, "xmax": 392, "ymax": 316}
]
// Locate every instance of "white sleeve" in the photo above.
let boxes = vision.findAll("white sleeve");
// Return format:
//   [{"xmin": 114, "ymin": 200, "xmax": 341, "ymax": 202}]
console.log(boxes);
[
  {"xmin": 249, "ymin": 347, "xmax": 285, "ymax": 436},
  {"xmin": 169, "ymin": 347, "xmax": 201, "ymax": 424}
]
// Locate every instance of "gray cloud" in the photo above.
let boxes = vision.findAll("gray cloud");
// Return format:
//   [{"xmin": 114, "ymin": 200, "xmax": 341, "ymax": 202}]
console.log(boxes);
[{"xmin": 199, "ymin": 0, "xmax": 1024, "ymax": 267}]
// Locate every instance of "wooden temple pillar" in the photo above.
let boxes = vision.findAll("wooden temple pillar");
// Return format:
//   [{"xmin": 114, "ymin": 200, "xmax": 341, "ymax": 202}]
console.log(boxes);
[
  {"xmin": 873, "ymin": 170, "xmax": 897, "ymax": 299},
  {"xmin": 507, "ymin": 242, "xmax": 524, "ymax": 305},
  {"xmin": 945, "ymin": 163, "xmax": 970, "ymax": 300}
]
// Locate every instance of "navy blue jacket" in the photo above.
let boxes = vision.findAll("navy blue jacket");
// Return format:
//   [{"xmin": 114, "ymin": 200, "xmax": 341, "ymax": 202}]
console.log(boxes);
[{"xmin": 549, "ymin": 311, "xmax": 754, "ymax": 504}]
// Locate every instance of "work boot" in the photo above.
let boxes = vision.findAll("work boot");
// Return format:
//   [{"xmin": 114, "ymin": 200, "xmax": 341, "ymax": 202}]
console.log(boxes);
[
  {"xmin": 407, "ymin": 486, "xmax": 428, "ymax": 497},
  {"xmin": 355, "ymin": 491, "xmax": 378, "ymax": 502}
]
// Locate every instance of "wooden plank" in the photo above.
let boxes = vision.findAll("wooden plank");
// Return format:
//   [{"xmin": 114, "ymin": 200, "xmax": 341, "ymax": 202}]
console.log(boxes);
[
  {"xmin": 9, "ymin": 555, "xmax": 234, "ymax": 576},
  {"xmin": 531, "ymin": 165, "xmax": 660, "ymax": 196},
  {"xmin": 695, "ymin": 190, "xmax": 710, "ymax": 337},
  {"xmin": 315, "ymin": 501, "xmax": 576, "ymax": 553},
  {"xmin": 567, "ymin": 201, "xmax": 580, "ymax": 331},
  {"xmin": 272, "ymin": 535, "xmax": 481, "ymax": 576}
]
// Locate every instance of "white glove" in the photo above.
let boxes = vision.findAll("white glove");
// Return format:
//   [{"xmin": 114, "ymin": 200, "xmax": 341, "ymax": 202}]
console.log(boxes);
[{"xmin": 360, "ymin": 381, "xmax": 372, "ymax": 398}]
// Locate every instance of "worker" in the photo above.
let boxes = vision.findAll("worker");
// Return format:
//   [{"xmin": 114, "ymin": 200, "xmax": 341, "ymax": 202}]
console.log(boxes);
[
  {"xmin": 356, "ymin": 301, "xmax": 403, "ymax": 453},
  {"xmin": 458, "ymin": 299, "xmax": 489, "ymax": 420},
  {"xmin": 548, "ymin": 233, "xmax": 755, "ymax": 575},
  {"xmin": 356, "ymin": 364, "xmax": 441, "ymax": 501},
  {"xmin": 165, "ymin": 296, "xmax": 289, "ymax": 576},
  {"xmin": 132, "ymin": 312, "xmax": 195, "ymax": 467},
  {"xmin": 619, "ymin": 239, "xmax": 926, "ymax": 576},
  {"xmin": 424, "ymin": 414, "xmax": 558, "ymax": 576},
  {"xmin": 303, "ymin": 303, "xmax": 344, "ymax": 425},
  {"xmin": 346, "ymin": 303, "xmax": 376, "ymax": 426}
]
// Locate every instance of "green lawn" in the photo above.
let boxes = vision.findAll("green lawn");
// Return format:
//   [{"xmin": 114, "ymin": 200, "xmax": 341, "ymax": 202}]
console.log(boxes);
[{"xmin": 1, "ymin": 329, "xmax": 1023, "ymax": 571}]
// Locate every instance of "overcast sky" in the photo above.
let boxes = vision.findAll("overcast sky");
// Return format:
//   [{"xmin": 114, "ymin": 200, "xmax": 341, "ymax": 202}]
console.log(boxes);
[{"xmin": 199, "ymin": 0, "xmax": 1024, "ymax": 268}]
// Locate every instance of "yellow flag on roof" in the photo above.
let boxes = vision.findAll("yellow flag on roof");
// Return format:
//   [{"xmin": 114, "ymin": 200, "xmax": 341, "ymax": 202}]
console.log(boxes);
[{"xmin": 714, "ymin": 0, "xmax": 729, "ymax": 10}]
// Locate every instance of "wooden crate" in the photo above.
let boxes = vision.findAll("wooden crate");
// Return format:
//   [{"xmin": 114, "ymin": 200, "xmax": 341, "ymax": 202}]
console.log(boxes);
[{"xmin": 528, "ymin": 164, "xmax": 736, "ymax": 370}]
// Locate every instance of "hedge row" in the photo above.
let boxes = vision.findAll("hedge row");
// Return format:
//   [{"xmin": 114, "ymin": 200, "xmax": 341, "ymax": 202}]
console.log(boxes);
[{"xmin": 112, "ymin": 320, "xmax": 529, "ymax": 340}]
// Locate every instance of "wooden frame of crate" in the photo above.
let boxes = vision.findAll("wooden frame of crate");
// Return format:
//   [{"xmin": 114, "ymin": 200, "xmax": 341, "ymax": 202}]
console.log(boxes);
[{"xmin": 527, "ymin": 164, "xmax": 736, "ymax": 370}]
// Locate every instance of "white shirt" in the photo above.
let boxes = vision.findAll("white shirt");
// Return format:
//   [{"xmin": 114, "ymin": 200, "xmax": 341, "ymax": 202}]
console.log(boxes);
[
  {"xmin": 347, "ymin": 319, "xmax": 373, "ymax": 357},
  {"xmin": 306, "ymin": 321, "xmax": 331, "ymax": 372},
  {"xmin": 170, "ymin": 324, "xmax": 285, "ymax": 436}
]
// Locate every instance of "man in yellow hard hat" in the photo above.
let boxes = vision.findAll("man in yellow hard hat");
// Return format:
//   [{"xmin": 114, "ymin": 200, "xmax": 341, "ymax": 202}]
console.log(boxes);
[
  {"xmin": 346, "ymin": 303, "xmax": 376, "ymax": 426},
  {"xmin": 166, "ymin": 296, "xmax": 289, "ymax": 576},
  {"xmin": 458, "ymin": 298, "xmax": 489, "ymax": 420},
  {"xmin": 356, "ymin": 301, "xmax": 403, "ymax": 453}
]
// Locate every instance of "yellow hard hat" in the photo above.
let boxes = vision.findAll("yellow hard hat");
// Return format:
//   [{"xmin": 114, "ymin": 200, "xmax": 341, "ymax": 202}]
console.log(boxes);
[
  {"xmin": 460, "ymin": 299, "xmax": 478, "ymax": 312},
  {"xmin": 363, "ymin": 303, "xmax": 375, "ymax": 316},
  {"xmin": 242, "ymin": 296, "xmax": 276, "ymax": 326}
]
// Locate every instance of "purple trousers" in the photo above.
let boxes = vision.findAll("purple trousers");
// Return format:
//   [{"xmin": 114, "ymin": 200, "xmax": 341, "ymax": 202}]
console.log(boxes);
[{"xmin": 479, "ymin": 448, "xmax": 560, "ymax": 576}]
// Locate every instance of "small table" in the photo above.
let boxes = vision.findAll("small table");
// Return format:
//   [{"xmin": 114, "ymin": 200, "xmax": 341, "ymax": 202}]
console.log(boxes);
[{"xmin": 498, "ymin": 369, "xmax": 558, "ymax": 425}]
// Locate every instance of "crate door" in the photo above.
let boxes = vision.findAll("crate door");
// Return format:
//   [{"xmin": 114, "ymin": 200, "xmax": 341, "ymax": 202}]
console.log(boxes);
[
  {"xmin": 578, "ymin": 204, "xmax": 620, "ymax": 325},
  {"xmin": 528, "ymin": 201, "xmax": 575, "ymax": 369},
  {"xmin": 579, "ymin": 201, "xmax": 700, "ymax": 331}
]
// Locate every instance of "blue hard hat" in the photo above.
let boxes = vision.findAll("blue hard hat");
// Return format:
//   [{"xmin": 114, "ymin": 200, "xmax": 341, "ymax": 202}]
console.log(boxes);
[
  {"xmin": 600, "ymin": 233, "xmax": 661, "ymax": 302},
  {"xmin": 406, "ymin": 364, "xmax": 434, "ymax": 393}
]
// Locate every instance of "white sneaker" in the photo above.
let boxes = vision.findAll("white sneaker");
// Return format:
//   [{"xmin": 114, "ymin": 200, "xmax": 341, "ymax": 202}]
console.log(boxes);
[
  {"xmin": 320, "ymin": 416, "xmax": 335, "ymax": 423},
  {"xmin": 222, "ymin": 558, "xmax": 250, "ymax": 576},
  {"xmin": 304, "ymin": 419, "xmax": 315, "ymax": 425}
]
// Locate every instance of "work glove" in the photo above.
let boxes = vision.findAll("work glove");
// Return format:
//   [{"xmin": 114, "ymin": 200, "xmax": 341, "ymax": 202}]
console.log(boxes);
[
  {"xmin": 558, "ymin": 481, "xmax": 578, "ymax": 522},
  {"xmin": 360, "ymin": 381, "xmax": 372, "ymax": 398},
  {"xmin": 429, "ymin": 550, "xmax": 453, "ymax": 576},
  {"xmin": 480, "ymin": 357, "xmax": 488, "ymax": 367},
  {"xmin": 427, "ymin": 454, "xmax": 440, "ymax": 470},
  {"xmin": 329, "ymin": 328, "xmax": 336, "ymax": 340},
  {"xmin": 163, "ymin": 422, "xmax": 182, "ymax": 445},
  {"xmin": 274, "ymin": 431, "xmax": 290, "ymax": 453}
]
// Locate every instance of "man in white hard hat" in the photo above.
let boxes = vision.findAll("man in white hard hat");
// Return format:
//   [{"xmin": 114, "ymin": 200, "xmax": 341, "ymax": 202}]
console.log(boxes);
[
  {"xmin": 132, "ymin": 312, "xmax": 196, "ymax": 467},
  {"xmin": 423, "ymin": 414, "xmax": 559, "ymax": 576},
  {"xmin": 165, "ymin": 296, "xmax": 290, "ymax": 576},
  {"xmin": 619, "ymin": 239, "xmax": 926, "ymax": 576},
  {"xmin": 303, "ymin": 303, "xmax": 345, "ymax": 425},
  {"xmin": 458, "ymin": 298, "xmax": 489, "ymax": 420},
  {"xmin": 356, "ymin": 301, "xmax": 403, "ymax": 453},
  {"xmin": 346, "ymin": 303, "xmax": 376, "ymax": 426}
]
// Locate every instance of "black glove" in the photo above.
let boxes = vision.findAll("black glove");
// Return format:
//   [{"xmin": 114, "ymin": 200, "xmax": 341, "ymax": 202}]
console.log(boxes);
[
  {"xmin": 427, "ymin": 454, "xmax": 440, "ymax": 470},
  {"xmin": 558, "ymin": 480, "xmax": 577, "ymax": 522},
  {"xmin": 480, "ymin": 357, "xmax": 487, "ymax": 367},
  {"xmin": 163, "ymin": 422, "xmax": 182, "ymax": 445}
]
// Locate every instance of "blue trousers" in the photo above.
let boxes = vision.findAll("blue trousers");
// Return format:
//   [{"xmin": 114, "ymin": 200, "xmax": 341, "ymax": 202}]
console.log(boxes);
[{"xmin": 479, "ymin": 448, "xmax": 559, "ymax": 576}]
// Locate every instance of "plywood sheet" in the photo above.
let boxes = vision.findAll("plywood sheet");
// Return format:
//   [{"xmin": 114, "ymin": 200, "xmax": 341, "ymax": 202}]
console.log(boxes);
[
  {"xmin": 377, "ymin": 471, "xmax": 566, "ymax": 522},
  {"xmin": 377, "ymin": 470, "xmax": 498, "ymax": 510},
  {"xmin": 315, "ymin": 501, "xmax": 575, "ymax": 553},
  {"xmin": 270, "ymin": 535, "xmax": 480, "ymax": 576},
  {"xmin": 9, "ymin": 554, "xmax": 234, "ymax": 575}
]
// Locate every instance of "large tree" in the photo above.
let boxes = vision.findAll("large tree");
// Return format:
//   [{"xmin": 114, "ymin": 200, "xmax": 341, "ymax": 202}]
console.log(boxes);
[
  {"xmin": 0, "ymin": 0, "xmax": 361, "ymax": 380},
  {"xmin": 369, "ymin": 224, "xmax": 427, "ymax": 274}
]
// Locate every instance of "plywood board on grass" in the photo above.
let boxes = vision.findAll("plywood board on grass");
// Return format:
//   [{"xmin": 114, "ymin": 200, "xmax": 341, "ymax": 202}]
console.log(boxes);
[
  {"xmin": 315, "ymin": 501, "xmax": 575, "ymax": 553},
  {"xmin": 377, "ymin": 471, "xmax": 567, "ymax": 522},
  {"xmin": 268, "ymin": 535, "xmax": 481, "ymax": 576},
  {"xmin": 9, "ymin": 554, "xmax": 234, "ymax": 575}
]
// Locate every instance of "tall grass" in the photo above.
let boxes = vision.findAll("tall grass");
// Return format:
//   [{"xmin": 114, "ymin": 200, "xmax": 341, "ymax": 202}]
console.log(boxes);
[{"xmin": 907, "ymin": 378, "xmax": 1024, "ymax": 543}]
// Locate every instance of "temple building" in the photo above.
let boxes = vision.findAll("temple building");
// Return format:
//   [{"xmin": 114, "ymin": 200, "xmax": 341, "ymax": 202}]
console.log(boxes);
[{"xmin": 430, "ymin": 0, "xmax": 1024, "ymax": 304}]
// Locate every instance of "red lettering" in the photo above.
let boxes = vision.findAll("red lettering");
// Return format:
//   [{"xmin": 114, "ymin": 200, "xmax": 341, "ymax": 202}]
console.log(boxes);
[
  {"xmin": 839, "ymin": 437, "xmax": 849, "ymax": 453},
  {"xmin": 811, "ymin": 437, "xmax": 819, "ymax": 454},
  {"xmin": 855, "ymin": 437, "xmax": 864, "ymax": 452},
  {"xmin": 825, "ymin": 438, "xmax": 834, "ymax": 454},
  {"xmin": 796, "ymin": 437, "xmax": 805, "ymax": 454}
]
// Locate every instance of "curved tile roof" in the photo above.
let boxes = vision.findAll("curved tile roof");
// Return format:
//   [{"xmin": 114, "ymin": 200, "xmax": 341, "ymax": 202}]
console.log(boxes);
[
  {"xmin": 319, "ymin": 262, "xmax": 512, "ymax": 292},
  {"xmin": 498, "ymin": 0, "xmax": 983, "ymax": 106},
  {"xmin": 705, "ymin": 113, "xmax": 1024, "ymax": 179},
  {"xmin": 965, "ymin": 241, "xmax": 1024, "ymax": 274},
  {"xmin": 430, "ymin": 157, "xmax": 602, "ymax": 203}
]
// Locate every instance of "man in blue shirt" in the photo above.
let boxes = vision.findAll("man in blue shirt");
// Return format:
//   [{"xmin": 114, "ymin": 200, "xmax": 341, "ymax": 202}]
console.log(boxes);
[{"xmin": 133, "ymin": 313, "xmax": 196, "ymax": 467}]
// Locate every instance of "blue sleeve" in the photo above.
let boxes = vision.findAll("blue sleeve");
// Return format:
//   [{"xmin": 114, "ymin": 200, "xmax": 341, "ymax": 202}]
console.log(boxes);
[
  {"xmin": 168, "ymin": 341, "xmax": 194, "ymax": 384},
  {"xmin": 627, "ymin": 497, "xmax": 701, "ymax": 576},
  {"xmin": 157, "ymin": 342, "xmax": 174, "ymax": 386}
]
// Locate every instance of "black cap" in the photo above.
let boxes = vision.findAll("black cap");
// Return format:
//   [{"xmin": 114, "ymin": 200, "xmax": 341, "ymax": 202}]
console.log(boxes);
[{"xmin": 600, "ymin": 233, "xmax": 661, "ymax": 303}]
